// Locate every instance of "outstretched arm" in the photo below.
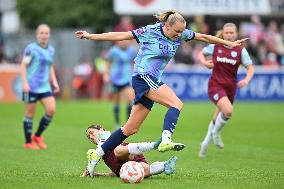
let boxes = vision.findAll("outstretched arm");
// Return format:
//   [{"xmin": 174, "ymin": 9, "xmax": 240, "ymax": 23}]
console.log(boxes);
[
  {"xmin": 194, "ymin": 33, "xmax": 248, "ymax": 48},
  {"xmin": 75, "ymin": 31, "xmax": 134, "ymax": 41}
]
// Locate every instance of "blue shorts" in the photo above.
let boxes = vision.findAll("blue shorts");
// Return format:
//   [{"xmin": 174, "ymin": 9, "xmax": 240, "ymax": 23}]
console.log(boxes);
[
  {"xmin": 110, "ymin": 82, "xmax": 130, "ymax": 93},
  {"xmin": 132, "ymin": 74, "xmax": 164, "ymax": 110},
  {"xmin": 22, "ymin": 91, "xmax": 53, "ymax": 103}
]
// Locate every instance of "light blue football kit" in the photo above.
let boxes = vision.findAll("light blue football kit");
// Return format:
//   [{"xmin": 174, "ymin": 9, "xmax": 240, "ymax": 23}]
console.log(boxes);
[
  {"xmin": 131, "ymin": 23, "xmax": 195, "ymax": 109},
  {"xmin": 22, "ymin": 42, "xmax": 55, "ymax": 145},
  {"xmin": 22, "ymin": 42, "xmax": 55, "ymax": 103},
  {"xmin": 132, "ymin": 23, "xmax": 195, "ymax": 80},
  {"xmin": 107, "ymin": 45, "xmax": 136, "ymax": 86},
  {"xmin": 24, "ymin": 42, "xmax": 55, "ymax": 93}
]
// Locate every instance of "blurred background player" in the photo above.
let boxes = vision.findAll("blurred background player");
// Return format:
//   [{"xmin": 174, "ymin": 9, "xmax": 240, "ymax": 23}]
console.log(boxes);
[
  {"xmin": 75, "ymin": 10, "xmax": 248, "ymax": 172},
  {"xmin": 104, "ymin": 40, "xmax": 136, "ymax": 128},
  {"xmin": 21, "ymin": 24, "xmax": 60, "ymax": 149},
  {"xmin": 82, "ymin": 124, "xmax": 177, "ymax": 178},
  {"xmin": 198, "ymin": 23, "xmax": 254, "ymax": 158}
]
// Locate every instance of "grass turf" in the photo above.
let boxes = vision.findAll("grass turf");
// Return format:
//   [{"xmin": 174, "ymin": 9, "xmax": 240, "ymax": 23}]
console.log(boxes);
[{"xmin": 0, "ymin": 101, "xmax": 283, "ymax": 189}]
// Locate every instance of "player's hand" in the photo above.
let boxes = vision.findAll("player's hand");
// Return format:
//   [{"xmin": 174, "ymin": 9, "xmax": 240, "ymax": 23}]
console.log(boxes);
[
  {"xmin": 80, "ymin": 170, "xmax": 90, "ymax": 177},
  {"xmin": 229, "ymin": 38, "xmax": 249, "ymax": 48},
  {"xmin": 75, "ymin": 31, "xmax": 90, "ymax": 39},
  {"xmin": 52, "ymin": 82, "xmax": 60, "ymax": 93},
  {"xmin": 203, "ymin": 60, "xmax": 214, "ymax": 69},
  {"xmin": 237, "ymin": 79, "xmax": 249, "ymax": 88},
  {"xmin": 22, "ymin": 82, "xmax": 30, "ymax": 93}
]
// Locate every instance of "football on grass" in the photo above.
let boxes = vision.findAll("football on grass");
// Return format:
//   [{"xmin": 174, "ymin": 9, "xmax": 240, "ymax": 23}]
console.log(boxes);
[{"xmin": 120, "ymin": 161, "xmax": 145, "ymax": 183}]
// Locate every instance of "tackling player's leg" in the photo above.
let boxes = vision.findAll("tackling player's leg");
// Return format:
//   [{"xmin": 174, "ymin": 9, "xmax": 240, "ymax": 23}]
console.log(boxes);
[{"xmin": 145, "ymin": 84, "xmax": 185, "ymax": 152}]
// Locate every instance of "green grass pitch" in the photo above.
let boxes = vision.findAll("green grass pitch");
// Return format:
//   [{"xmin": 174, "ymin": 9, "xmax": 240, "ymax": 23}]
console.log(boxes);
[{"xmin": 0, "ymin": 101, "xmax": 284, "ymax": 189}]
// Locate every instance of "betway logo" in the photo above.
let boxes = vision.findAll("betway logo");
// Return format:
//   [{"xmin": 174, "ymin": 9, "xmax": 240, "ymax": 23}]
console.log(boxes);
[{"xmin": 217, "ymin": 56, "xmax": 237, "ymax": 65}]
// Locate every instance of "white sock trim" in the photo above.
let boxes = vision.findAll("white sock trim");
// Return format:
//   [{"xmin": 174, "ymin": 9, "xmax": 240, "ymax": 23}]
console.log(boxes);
[
  {"xmin": 162, "ymin": 130, "xmax": 172, "ymax": 142},
  {"xmin": 95, "ymin": 146, "xmax": 105, "ymax": 157},
  {"xmin": 213, "ymin": 112, "xmax": 228, "ymax": 134}
]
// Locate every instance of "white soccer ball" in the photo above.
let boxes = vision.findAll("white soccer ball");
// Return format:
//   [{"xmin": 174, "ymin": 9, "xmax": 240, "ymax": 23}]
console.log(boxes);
[{"xmin": 119, "ymin": 161, "xmax": 145, "ymax": 184}]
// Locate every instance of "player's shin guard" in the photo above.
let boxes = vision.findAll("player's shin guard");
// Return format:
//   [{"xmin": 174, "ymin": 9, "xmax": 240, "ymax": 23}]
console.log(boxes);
[
  {"xmin": 23, "ymin": 117, "xmax": 33, "ymax": 143},
  {"xmin": 162, "ymin": 107, "xmax": 180, "ymax": 142},
  {"xmin": 35, "ymin": 114, "xmax": 52, "ymax": 136},
  {"xmin": 213, "ymin": 112, "xmax": 228, "ymax": 134}
]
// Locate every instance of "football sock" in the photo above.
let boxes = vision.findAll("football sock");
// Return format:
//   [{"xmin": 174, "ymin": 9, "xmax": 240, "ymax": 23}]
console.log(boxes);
[
  {"xmin": 162, "ymin": 107, "xmax": 180, "ymax": 141},
  {"xmin": 23, "ymin": 117, "xmax": 33, "ymax": 143},
  {"xmin": 35, "ymin": 114, "xmax": 52, "ymax": 137},
  {"xmin": 127, "ymin": 103, "xmax": 132, "ymax": 118},
  {"xmin": 162, "ymin": 130, "xmax": 172, "ymax": 143},
  {"xmin": 128, "ymin": 142, "xmax": 156, "ymax": 155},
  {"xmin": 163, "ymin": 107, "xmax": 180, "ymax": 133},
  {"xmin": 212, "ymin": 112, "xmax": 228, "ymax": 134},
  {"xmin": 201, "ymin": 120, "xmax": 214, "ymax": 147},
  {"xmin": 113, "ymin": 104, "xmax": 120, "ymax": 124},
  {"xmin": 149, "ymin": 162, "xmax": 165, "ymax": 175},
  {"xmin": 95, "ymin": 146, "xmax": 105, "ymax": 157},
  {"xmin": 101, "ymin": 128, "xmax": 127, "ymax": 154}
]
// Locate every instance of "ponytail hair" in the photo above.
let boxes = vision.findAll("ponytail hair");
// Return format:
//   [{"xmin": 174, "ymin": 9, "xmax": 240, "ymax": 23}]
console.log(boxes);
[
  {"xmin": 215, "ymin": 30, "xmax": 223, "ymax": 39},
  {"xmin": 154, "ymin": 10, "xmax": 186, "ymax": 26}
]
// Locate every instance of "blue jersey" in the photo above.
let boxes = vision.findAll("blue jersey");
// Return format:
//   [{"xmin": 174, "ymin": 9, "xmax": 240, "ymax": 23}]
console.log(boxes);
[
  {"xmin": 23, "ymin": 42, "xmax": 55, "ymax": 93},
  {"xmin": 131, "ymin": 23, "xmax": 195, "ymax": 80},
  {"xmin": 107, "ymin": 45, "xmax": 136, "ymax": 85}
]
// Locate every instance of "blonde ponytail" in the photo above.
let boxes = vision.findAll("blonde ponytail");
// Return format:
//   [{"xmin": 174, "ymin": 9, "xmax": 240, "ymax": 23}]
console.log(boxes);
[
  {"xmin": 215, "ymin": 30, "xmax": 223, "ymax": 39},
  {"xmin": 154, "ymin": 10, "xmax": 185, "ymax": 26}
]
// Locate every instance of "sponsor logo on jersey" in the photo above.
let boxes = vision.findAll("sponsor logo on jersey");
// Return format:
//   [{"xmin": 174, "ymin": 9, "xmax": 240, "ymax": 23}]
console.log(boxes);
[
  {"xmin": 159, "ymin": 43, "xmax": 177, "ymax": 56},
  {"xmin": 231, "ymin": 51, "xmax": 238, "ymax": 58},
  {"xmin": 213, "ymin": 93, "xmax": 219, "ymax": 101},
  {"xmin": 136, "ymin": 28, "xmax": 146, "ymax": 36},
  {"xmin": 216, "ymin": 56, "xmax": 237, "ymax": 65}
]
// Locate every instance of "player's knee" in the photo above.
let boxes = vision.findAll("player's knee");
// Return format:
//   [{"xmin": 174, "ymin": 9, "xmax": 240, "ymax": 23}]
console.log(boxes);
[
  {"xmin": 224, "ymin": 107, "xmax": 233, "ymax": 118},
  {"xmin": 174, "ymin": 99, "xmax": 183, "ymax": 110},
  {"xmin": 46, "ymin": 108, "xmax": 56, "ymax": 116},
  {"xmin": 169, "ymin": 99, "xmax": 183, "ymax": 110},
  {"xmin": 114, "ymin": 148, "xmax": 123, "ymax": 157},
  {"xmin": 25, "ymin": 112, "xmax": 34, "ymax": 118}
]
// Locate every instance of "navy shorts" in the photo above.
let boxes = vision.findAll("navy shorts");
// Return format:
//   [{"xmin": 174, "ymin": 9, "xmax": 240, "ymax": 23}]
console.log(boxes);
[
  {"xmin": 110, "ymin": 82, "xmax": 130, "ymax": 93},
  {"xmin": 22, "ymin": 91, "xmax": 53, "ymax": 103},
  {"xmin": 132, "ymin": 74, "xmax": 164, "ymax": 110}
]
